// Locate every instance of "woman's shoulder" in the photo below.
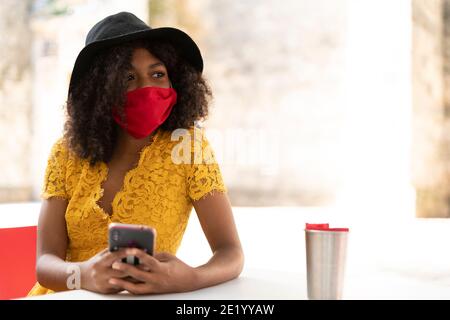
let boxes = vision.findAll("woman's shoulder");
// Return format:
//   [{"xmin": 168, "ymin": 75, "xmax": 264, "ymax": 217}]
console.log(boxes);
[
  {"xmin": 48, "ymin": 136, "xmax": 84, "ymax": 167},
  {"xmin": 48, "ymin": 136, "xmax": 69, "ymax": 159}
]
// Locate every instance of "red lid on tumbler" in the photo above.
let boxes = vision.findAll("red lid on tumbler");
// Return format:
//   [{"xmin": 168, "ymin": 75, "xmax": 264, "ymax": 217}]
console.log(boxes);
[{"xmin": 305, "ymin": 223, "xmax": 349, "ymax": 232}]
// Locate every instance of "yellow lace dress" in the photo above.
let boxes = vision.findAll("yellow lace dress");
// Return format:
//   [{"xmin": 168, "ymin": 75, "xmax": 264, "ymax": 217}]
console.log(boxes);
[{"xmin": 27, "ymin": 126, "xmax": 227, "ymax": 296}]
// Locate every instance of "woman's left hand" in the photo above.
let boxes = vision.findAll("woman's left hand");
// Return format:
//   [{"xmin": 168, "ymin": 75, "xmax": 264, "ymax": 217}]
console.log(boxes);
[{"xmin": 108, "ymin": 248, "xmax": 197, "ymax": 294}]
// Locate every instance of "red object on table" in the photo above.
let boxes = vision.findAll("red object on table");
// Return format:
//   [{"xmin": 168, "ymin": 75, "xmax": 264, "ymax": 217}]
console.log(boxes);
[
  {"xmin": 305, "ymin": 223, "xmax": 349, "ymax": 232},
  {"xmin": 0, "ymin": 226, "xmax": 37, "ymax": 300}
]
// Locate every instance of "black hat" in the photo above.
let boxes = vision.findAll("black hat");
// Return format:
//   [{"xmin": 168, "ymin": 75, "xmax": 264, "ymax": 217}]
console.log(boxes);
[{"xmin": 68, "ymin": 11, "xmax": 204, "ymax": 94}]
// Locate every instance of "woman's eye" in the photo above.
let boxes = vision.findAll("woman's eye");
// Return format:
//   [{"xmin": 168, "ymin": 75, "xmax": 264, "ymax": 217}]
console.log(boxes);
[
  {"xmin": 152, "ymin": 72, "xmax": 165, "ymax": 79},
  {"xmin": 126, "ymin": 72, "xmax": 165, "ymax": 81}
]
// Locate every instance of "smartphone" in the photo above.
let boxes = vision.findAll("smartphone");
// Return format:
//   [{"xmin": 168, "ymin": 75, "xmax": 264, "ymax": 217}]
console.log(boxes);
[{"xmin": 108, "ymin": 223, "xmax": 156, "ymax": 265}]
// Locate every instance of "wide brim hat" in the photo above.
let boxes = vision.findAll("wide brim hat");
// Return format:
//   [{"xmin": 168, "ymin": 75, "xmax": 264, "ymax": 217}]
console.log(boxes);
[{"xmin": 68, "ymin": 11, "xmax": 203, "ymax": 95}]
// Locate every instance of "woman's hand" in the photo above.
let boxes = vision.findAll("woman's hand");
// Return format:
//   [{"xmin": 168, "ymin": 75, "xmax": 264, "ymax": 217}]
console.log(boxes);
[
  {"xmin": 79, "ymin": 248, "xmax": 131, "ymax": 294},
  {"xmin": 108, "ymin": 249, "xmax": 197, "ymax": 295}
]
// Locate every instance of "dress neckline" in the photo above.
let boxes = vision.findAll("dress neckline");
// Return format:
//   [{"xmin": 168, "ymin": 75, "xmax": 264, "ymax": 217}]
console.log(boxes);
[{"xmin": 95, "ymin": 128, "xmax": 163, "ymax": 219}]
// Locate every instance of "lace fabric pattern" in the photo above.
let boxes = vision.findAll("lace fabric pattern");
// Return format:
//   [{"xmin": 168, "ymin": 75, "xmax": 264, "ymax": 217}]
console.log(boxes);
[{"xmin": 28, "ymin": 126, "xmax": 227, "ymax": 296}]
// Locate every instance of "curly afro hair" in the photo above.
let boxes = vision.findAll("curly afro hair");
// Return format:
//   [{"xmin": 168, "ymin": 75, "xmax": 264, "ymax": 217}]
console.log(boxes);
[{"xmin": 63, "ymin": 38, "xmax": 212, "ymax": 166}]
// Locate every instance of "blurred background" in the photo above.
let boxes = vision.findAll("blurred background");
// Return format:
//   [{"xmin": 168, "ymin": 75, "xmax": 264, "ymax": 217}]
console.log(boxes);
[
  {"xmin": 2, "ymin": 0, "xmax": 448, "ymax": 218},
  {"xmin": 1, "ymin": 0, "xmax": 450, "ymax": 299}
]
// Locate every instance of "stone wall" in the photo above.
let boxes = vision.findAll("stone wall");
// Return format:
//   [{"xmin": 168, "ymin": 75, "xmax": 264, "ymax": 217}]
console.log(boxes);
[
  {"xmin": 0, "ymin": 0, "xmax": 33, "ymax": 202},
  {"xmin": 442, "ymin": 0, "xmax": 450, "ymax": 217},
  {"xmin": 412, "ymin": 0, "xmax": 449, "ymax": 217}
]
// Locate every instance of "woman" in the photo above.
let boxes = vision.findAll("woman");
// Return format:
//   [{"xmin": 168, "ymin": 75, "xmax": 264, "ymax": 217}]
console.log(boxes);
[{"xmin": 28, "ymin": 12, "xmax": 244, "ymax": 296}]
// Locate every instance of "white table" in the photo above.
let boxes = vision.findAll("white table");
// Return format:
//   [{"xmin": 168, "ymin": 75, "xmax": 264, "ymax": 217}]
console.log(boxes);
[
  {"xmin": 23, "ymin": 267, "xmax": 450, "ymax": 300},
  {"xmin": 25, "ymin": 268, "xmax": 307, "ymax": 300}
]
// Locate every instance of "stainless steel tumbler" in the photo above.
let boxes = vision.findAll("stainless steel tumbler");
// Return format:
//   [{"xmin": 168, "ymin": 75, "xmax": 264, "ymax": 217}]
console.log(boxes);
[{"xmin": 305, "ymin": 229, "xmax": 349, "ymax": 300}]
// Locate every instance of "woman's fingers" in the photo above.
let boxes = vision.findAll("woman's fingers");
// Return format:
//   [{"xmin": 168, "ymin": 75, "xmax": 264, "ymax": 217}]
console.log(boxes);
[
  {"xmin": 136, "ymin": 264, "xmax": 151, "ymax": 272},
  {"xmin": 99, "ymin": 249, "xmax": 129, "ymax": 266},
  {"xmin": 106, "ymin": 268, "xmax": 129, "ymax": 279},
  {"xmin": 109, "ymin": 277, "xmax": 152, "ymax": 295},
  {"xmin": 111, "ymin": 262, "xmax": 153, "ymax": 283},
  {"xmin": 126, "ymin": 248, "xmax": 161, "ymax": 271}
]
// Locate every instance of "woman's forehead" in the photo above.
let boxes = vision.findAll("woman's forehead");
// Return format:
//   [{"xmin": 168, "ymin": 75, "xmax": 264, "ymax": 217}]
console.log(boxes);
[{"xmin": 130, "ymin": 47, "xmax": 164, "ymax": 68}]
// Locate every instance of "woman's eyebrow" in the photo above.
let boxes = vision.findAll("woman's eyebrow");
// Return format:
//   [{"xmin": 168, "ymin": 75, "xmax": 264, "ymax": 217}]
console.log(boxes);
[{"xmin": 129, "ymin": 62, "xmax": 164, "ymax": 70}]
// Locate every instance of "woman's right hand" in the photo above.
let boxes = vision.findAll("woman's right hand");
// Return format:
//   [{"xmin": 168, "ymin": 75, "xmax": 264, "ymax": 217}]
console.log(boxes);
[{"xmin": 79, "ymin": 248, "xmax": 130, "ymax": 294}]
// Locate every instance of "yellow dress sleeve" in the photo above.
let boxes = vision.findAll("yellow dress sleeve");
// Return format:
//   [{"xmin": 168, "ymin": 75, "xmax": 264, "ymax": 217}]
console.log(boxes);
[
  {"xmin": 41, "ymin": 137, "xmax": 69, "ymax": 200},
  {"xmin": 185, "ymin": 127, "xmax": 228, "ymax": 201}
]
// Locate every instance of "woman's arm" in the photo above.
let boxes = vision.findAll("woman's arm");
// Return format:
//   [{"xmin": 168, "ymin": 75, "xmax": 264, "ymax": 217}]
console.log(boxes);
[
  {"xmin": 190, "ymin": 191, "xmax": 244, "ymax": 289},
  {"xmin": 35, "ymin": 197, "xmax": 75, "ymax": 291},
  {"xmin": 36, "ymin": 197, "xmax": 129, "ymax": 293}
]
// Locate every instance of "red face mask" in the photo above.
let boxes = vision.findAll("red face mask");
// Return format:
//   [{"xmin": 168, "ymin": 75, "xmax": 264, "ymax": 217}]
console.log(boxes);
[{"xmin": 112, "ymin": 86, "xmax": 177, "ymax": 139}]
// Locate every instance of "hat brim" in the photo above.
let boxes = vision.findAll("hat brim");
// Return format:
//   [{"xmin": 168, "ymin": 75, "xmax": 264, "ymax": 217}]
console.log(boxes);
[{"xmin": 68, "ymin": 27, "xmax": 203, "ymax": 94}]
